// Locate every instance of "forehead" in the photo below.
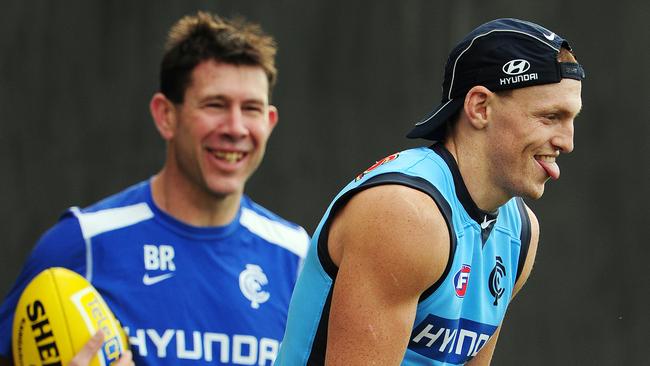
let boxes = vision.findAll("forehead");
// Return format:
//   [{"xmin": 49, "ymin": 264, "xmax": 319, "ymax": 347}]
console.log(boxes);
[
  {"xmin": 186, "ymin": 60, "xmax": 269, "ymax": 101},
  {"xmin": 511, "ymin": 78, "xmax": 582, "ymax": 114}
]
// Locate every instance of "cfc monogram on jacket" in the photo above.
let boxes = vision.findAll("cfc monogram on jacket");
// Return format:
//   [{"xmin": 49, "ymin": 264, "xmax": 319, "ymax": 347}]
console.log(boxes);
[
  {"xmin": 276, "ymin": 144, "xmax": 531, "ymax": 365},
  {"xmin": 0, "ymin": 180, "xmax": 310, "ymax": 365}
]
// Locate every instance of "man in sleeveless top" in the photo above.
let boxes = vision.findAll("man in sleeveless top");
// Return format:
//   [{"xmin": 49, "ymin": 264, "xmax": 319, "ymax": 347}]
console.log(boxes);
[{"xmin": 276, "ymin": 18, "xmax": 584, "ymax": 365}]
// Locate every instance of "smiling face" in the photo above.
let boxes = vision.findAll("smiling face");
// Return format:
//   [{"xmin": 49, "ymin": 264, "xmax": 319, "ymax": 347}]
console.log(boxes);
[
  {"xmin": 486, "ymin": 78, "xmax": 582, "ymax": 200},
  {"xmin": 163, "ymin": 60, "xmax": 278, "ymax": 200}
]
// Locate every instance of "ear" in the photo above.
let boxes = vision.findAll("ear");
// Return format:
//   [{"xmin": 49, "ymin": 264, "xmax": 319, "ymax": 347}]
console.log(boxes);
[
  {"xmin": 267, "ymin": 105, "xmax": 279, "ymax": 131},
  {"xmin": 150, "ymin": 93, "xmax": 177, "ymax": 140},
  {"xmin": 463, "ymin": 86, "xmax": 492, "ymax": 130}
]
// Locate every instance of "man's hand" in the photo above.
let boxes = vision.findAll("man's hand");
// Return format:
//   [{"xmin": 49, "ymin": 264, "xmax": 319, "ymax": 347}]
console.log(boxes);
[{"xmin": 69, "ymin": 331, "xmax": 134, "ymax": 366}]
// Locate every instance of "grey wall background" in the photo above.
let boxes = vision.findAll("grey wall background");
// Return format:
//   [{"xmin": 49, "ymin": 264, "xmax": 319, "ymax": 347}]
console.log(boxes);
[{"xmin": 1, "ymin": 0, "xmax": 648, "ymax": 364}]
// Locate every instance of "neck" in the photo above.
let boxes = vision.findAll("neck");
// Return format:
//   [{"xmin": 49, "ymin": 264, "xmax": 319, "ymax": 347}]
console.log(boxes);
[
  {"xmin": 151, "ymin": 167, "xmax": 241, "ymax": 227},
  {"xmin": 443, "ymin": 137, "xmax": 509, "ymax": 212}
]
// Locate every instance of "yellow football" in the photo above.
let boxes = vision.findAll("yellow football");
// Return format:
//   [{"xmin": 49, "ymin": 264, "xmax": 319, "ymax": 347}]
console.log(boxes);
[{"xmin": 12, "ymin": 267, "xmax": 128, "ymax": 366}]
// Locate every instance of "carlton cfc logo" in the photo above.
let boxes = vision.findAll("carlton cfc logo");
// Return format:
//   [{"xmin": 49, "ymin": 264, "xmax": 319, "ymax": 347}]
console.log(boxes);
[
  {"xmin": 239, "ymin": 264, "xmax": 270, "ymax": 309},
  {"xmin": 489, "ymin": 256, "xmax": 506, "ymax": 306},
  {"xmin": 453, "ymin": 264, "xmax": 471, "ymax": 297}
]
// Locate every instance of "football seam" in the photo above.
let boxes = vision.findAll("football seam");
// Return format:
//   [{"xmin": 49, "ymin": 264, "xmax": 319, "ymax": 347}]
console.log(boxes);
[{"xmin": 51, "ymin": 268, "xmax": 83, "ymax": 358}]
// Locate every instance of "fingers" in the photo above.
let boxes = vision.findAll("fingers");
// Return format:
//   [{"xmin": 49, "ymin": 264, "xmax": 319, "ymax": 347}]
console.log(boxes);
[
  {"xmin": 115, "ymin": 350, "xmax": 134, "ymax": 366},
  {"xmin": 69, "ymin": 330, "xmax": 104, "ymax": 366},
  {"xmin": 68, "ymin": 331, "xmax": 133, "ymax": 366}
]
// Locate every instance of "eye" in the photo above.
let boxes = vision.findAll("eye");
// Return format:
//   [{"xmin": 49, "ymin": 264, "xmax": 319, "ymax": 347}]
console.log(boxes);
[
  {"xmin": 243, "ymin": 104, "xmax": 264, "ymax": 114},
  {"xmin": 206, "ymin": 102, "xmax": 226, "ymax": 109},
  {"xmin": 539, "ymin": 113, "xmax": 560, "ymax": 124}
]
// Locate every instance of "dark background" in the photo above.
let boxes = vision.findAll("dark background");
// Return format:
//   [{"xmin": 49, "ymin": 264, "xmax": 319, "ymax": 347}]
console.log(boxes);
[{"xmin": 1, "ymin": 1, "xmax": 648, "ymax": 364}]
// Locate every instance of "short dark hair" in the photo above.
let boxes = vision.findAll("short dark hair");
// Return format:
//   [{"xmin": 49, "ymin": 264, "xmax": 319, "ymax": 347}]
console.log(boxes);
[{"xmin": 159, "ymin": 11, "xmax": 278, "ymax": 103}]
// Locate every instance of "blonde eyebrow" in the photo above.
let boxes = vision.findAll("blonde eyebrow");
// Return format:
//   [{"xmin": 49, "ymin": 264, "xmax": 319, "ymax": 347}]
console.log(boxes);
[{"xmin": 534, "ymin": 103, "xmax": 582, "ymax": 119}]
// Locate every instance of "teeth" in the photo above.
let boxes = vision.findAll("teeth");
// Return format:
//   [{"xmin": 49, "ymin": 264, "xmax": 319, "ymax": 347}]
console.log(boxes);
[
  {"xmin": 536, "ymin": 155, "xmax": 556, "ymax": 163},
  {"xmin": 214, "ymin": 151, "xmax": 244, "ymax": 163}
]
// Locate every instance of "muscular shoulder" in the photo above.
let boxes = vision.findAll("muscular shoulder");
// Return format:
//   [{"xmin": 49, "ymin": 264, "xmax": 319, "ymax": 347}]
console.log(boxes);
[{"xmin": 328, "ymin": 184, "xmax": 451, "ymax": 297}]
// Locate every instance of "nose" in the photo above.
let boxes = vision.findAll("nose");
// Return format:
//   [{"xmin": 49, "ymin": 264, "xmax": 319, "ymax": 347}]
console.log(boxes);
[
  {"xmin": 221, "ymin": 106, "xmax": 249, "ymax": 140},
  {"xmin": 551, "ymin": 119, "xmax": 574, "ymax": 153}
]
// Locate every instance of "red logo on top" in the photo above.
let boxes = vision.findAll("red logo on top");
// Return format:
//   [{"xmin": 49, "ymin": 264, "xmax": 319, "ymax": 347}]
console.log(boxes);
[
  {"xmin": 453, "ymin": 264, "xmax": 471, "ymax": 297},
  {"xmin": 355, "ymin": 153, "xmax": 400, "ymax": 181}
]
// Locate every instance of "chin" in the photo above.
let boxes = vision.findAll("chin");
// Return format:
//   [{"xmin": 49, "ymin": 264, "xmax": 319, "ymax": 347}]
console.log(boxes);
[
  {"xmin": 203, "ymin": 180, "xmax": 244, "ymax": 199},
  {"xmin": 211, "ymin": 186, "xmax": 243, "ymax": 198},
  {"xmin": 520, "ymin": 184, "xmax": 545, "ymax": 200}
]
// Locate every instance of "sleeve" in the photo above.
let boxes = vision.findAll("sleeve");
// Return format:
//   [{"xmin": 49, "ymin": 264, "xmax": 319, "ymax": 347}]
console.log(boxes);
[{"xmin": 0, "ymin": 212, "xmax": 87, "ymax": 358}]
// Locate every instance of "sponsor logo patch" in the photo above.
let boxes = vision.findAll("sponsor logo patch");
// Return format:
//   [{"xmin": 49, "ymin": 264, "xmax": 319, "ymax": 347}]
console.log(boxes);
[
  {"xmin": 355, "ymin": 153, "xmax": 399, "ymax": 181},
  {"xmin": 409, "ymin": 314, "xmax": 498, "ymax": 364},
  {"xmin": 143, "ymin": 244, "xmax": 176, "ymax": 286},
  {"xmin": 499, "ymin": 59, "xmax": 538, "ymax": 86},
  {"xmin": 125, "ymin": 327, "xmax": 280, "ymax": 365},
  {"xmin": 502, "ymin": 59, "xmax": 530, "ymax": 75},
  {"xmin": 453, "ymin": 265, "xmax": 471, "ymax": 297},
  {"xmin": 70, "ymin": 288, "xmax": 124, "ymax": 365},
  {"xmin": 142, "ymin": 272, "xmax": 174, "ymax": 286},
  {"xmin": 542, "ymin": 31, "xmax": 556, "ymax": 40}
]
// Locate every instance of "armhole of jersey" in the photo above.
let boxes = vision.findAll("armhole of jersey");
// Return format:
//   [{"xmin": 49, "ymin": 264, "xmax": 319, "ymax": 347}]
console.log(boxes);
[
  {"xmin": 69, "ymin": 207, "xmax": 94, "ymax": 282},
  {"xmin": 515, "ymin": 197, "xmax": 532, "ymax": 283},
  {"xmin": 316, "ymin": 172, "xmax": 457, "ymax": 302}
]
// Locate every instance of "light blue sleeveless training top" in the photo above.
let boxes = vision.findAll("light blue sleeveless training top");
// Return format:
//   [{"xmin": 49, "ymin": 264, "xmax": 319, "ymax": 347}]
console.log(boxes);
[{"xmin": 276, "ymin": 144, "xmax": 531, "ymax": 365}]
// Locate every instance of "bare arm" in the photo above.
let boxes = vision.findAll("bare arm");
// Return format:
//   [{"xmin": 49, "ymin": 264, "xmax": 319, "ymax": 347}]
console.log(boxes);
[
  {"xmin": 467, "ymin": 204, "xmax": 540, "ymax": 365},
  {"xmin": 325, "ymin": 185, "xmax": 451, "ymax": 365}
]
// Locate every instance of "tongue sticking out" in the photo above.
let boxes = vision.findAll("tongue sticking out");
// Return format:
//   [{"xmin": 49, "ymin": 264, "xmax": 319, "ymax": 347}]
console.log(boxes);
[{"xmin": 537, "ymin": 159, "xmax": 560, "ymax": 180}]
